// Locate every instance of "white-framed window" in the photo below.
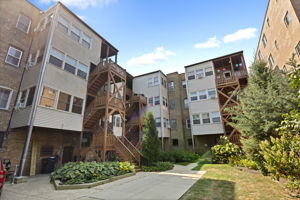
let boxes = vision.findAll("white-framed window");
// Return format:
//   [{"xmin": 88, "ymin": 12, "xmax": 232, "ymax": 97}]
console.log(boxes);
[
  {"xmin": 82, "ymin": 33, "xmax": 91, "ymax": 49},
  {"xmin": 184, "ymin": 98, "xmax": 189, "ymax": 109},
  {"xmin": 77, "ymin": 63, "xmax": 88, "ymax": 79},
  {"xmin": 16, "ymin": 14, "xmax": 31, "ymax": 33},
  {"xmin": 163, "ymin": 118, "xmax": 169, "ymax": 128},
  {"xmin": 268, "ymin": 54, "xmax": 275, "ymax": 67},
  {"xmin": 186, "ymin": 119, "xmax": 191, "ymax": 129},
  {"xmin": 205, "ymin": 67, "xmax": 213, "ymax": 76},
  {"xmin": 258, "ymin": 50, "xmax": 263, "ymax": 61},
  {"xmin": 155, "ymin": 117, "xmax": 161, "ymax": 127},
  {"xmin": 148, "ymin": 78, "xmax": 153, "ymax": 87},
  {"xmin": 72, "ymin": 96, "xmax": 83, "ymax": 114},
  {"xmin": 57, "ymin": 92, "xmax": 71, "ymax": 111},
  {"xmin": 208, "ymin": 88, "xmax": 217, "ymax": 99},
  {"xmin": 153, "ymin": 76, "xmax": 159, "ymax": 85},
  {"xmin": 262, "ymin": 34, "xmax": 267, "ymax": 47},
  {"xmin": 70, "ymin": 25, "xmax": 81, "ymax": 42},
  {"xmin": 154, "ymin": 96, "xmax": 160, "ymax": 105},
  {"xmin": 163, "ymin": 97, "xmax": 168, "ymax": 107},
  {"xmin": 295, "ymin": 41, "xmax": 300, "ymax": 57},
  {"xmin": 148, "ymin": 97, "xmax": 153, "ymax": 106},
  {"xmin": 64, "ymin": 56, "xmax": 77, "ymax": 74},
  {"xmin": 187, "ymin": 71, "xmax": 195, "ymax": 80},
  {"xmin": 0, "ymin": 86, "xmax": 13, "ymax": 110},
  {"xmin": 199, "ymin": 90, "xmax": 207, "ymax": 100},
  {"xmin": 58, "ymin": 16, "xmax": 69, "ymax": 33},
  {"xmin": 192, "ymin": 114, "xmax": 200, "ymax": 125},
  {"xmin": 182, "ymin": 80, "xmax": 186, "ymax": 88},
  {"xmin": 49, "ymin": 48, "xmax": 64, "ymax": 68},
  {"xmin": 211, "ymin": 112, "xmax": 221, "ymax": 123},
  {"xmin": 40, "ymin": 87, "xmax": 57, "ymax": 108},
  {"xmin": 113, "ymin": 116, "xmax": 121, "ymax": 127},
  {"xmin": 196, "ymin": 68, "xmax": 204, "ymax": 78},
  {"xmin": 284, "ymin": 11, "xmax": 292, "ymax": 27},
  {"xmin": 190, "ymin": 92, "xmax": 198, "ymax": 101},
  {"xmin": 5, "ymin": 46, "xmax": 23, "ymax": 67},
  {"xmin": 168, "ymin": 81, "xmax": 175, "ymax": 91},
  {"xmin": 224, "ymin": 71, "xmax": 232, "ymax": 78},
  {"xmin": 202, "ymin": 113, "xmax": 210, "ymax": 124}
]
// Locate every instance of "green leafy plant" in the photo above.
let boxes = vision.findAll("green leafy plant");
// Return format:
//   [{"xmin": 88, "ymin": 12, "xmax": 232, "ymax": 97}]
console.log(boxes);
[
  {"xmin": 211, "ymin": 136, "xmax": 242, "ymax": 164},
  {"xmin": 158, "ymin": 151, "xmax": 198, "ymax": 163},
  {"xmin": 141, "ymin": 162, "xmax": 174, "ymax": 172},
  {"xmin": 51, "ymin": 161, "xmax": 135, "ymax": 185},
  {"xmin": 230, "ymin": 159, "xmax": 258, "ymax": 170}
]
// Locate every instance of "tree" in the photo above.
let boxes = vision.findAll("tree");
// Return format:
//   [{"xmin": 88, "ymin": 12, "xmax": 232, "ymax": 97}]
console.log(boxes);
[
  {"xmin": 141, "ymin": 112, "xmax": 160, "ymax": 165},
  {"xmin": 227, "ymin": 61, "xmax": 298, "ymax": 172}
]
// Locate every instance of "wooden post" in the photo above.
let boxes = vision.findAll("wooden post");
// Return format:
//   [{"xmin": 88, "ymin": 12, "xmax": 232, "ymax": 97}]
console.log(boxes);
[{"xmin": 30, "ymin": 140, "xmax": 38, "ymax": 176}]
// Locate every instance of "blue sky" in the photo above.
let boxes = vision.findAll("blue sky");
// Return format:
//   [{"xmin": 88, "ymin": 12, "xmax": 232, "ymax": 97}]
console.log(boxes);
[{"xmin": 30, "ymin": 0, "xmax": 268, "ymax": 76}]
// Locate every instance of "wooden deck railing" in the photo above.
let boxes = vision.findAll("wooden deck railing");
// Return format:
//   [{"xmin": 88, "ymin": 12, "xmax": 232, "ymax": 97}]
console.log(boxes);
[
  {"xmin": 215, "ymin": 70, "xmax": 248, "ymax": 86},
  {"xmin": 89, "ymin": 59, "xmax": 126, "ymax": 80}
]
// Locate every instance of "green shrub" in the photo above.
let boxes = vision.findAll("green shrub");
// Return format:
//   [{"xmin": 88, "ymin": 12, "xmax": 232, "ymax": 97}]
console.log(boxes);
[
  {"xmin": 51, "ymin": 161, "xmax": 135, "ymax": 185},
  {"xmin": 211, "ymin": 136, "xmax": 242, "ymax": 164},
  {"xmin": 230, "ymin": 159, "xmax": 258, "ymax": 170},
  {"xmin": 141, "ymin": 162, "xmax": 174, "ymax": 172},
  {"xmin": 158, "ymin": 151, "xmax": 198, "ymax": 163}
]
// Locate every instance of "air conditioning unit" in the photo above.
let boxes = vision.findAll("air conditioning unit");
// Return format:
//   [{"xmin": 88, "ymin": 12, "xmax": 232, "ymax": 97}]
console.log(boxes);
[{"xmin": 16, "ymin": 102, "xmax": 25, "ymax": 109}]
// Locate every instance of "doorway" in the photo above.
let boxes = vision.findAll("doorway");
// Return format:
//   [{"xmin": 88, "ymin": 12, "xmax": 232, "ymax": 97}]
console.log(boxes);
[{"xmin": 62, "ymin": 146, "xmax": 74, "ymax": 164}]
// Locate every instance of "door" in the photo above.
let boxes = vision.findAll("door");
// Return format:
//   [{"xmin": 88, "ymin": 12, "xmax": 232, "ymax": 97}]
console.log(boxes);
[{"xmin": 62, "ymin": 146, "xmax": 74, "ymax": 164}]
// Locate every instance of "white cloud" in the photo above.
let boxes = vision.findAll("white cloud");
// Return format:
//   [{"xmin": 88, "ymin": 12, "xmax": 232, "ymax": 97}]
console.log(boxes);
[
  {"xmin": 194, "ymin": 36, "xmax": 221, "ymax": 49},
  {"xmin": 223, "ymin": 28, "xmax": 257, "ymax": 43},
  {"xmin": 127, "ymin": 47, "xmax": 174, "ymax": 67},
  {"xmin": 39, "ymin": 0, "xmax": 117, "ymax": 9}
]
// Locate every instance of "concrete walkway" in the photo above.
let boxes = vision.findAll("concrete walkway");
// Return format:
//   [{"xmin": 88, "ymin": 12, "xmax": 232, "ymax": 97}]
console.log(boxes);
[{"xmin": 2, "ymin": 163, "xmax": 205, "ymax": 200}]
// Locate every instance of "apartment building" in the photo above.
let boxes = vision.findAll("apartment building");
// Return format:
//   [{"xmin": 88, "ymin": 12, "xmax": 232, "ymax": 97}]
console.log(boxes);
[
  {"xmin": 256, "ymin": 0, "xmax": 300, "ymax": 70},
  {"xmin": 185, "ymin": 52, "xmax": 248, "ymax": 152},
  {"xmin": 133, "ymin": 71, "xmax": 170, "ymax": 150},
  {"xmin": 166, "ymin": 72, "xmax": 192, "ymax": 151}
]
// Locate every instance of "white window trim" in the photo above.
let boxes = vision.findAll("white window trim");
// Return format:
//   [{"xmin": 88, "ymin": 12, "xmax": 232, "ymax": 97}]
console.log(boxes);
[
  {"xmin": 5, "ymin": 46, "xmax": 23, "ymax": 67},
  {"xmin": 16, "ymin": 14, "xmax": 31, "ymax": 33},
  {"xmin": 0, "ymin": 86, "xmax": 13, "ymax": 110},
  {"xmin": 191, "ymin": 111, "xmax": 221, "ymax": 125}
]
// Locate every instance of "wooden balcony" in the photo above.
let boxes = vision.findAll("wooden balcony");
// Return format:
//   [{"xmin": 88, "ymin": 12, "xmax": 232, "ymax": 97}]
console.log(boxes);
[
  {"xmin": 215, "ymin": 70, "xmax": 248, "ymax": 86},
  {"xmin": 89, "ymin": 59, "xmax": 126, "ymax": 81},
  {"xmin": 130, "ymin": 95, "xmax": 147, "ymax": 104}
]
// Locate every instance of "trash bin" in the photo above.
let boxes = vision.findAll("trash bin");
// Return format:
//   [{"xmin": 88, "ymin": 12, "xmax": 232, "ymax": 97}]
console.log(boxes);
[{"xmin": 41, "ymin": 157, "xmax": 56, "ymax": 174}]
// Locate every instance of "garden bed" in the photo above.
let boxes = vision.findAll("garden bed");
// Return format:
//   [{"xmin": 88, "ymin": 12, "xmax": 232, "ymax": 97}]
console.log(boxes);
[{"xmin": 53, "ymin": 172, "xmax": 136, "ymax": 190}]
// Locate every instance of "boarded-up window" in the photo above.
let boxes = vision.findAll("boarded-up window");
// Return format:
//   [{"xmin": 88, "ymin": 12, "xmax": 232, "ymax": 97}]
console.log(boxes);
[
  {"xmin": 40, "ymin": 87, "xmax": 56, "ymax": 108},
  {"xmin": 57, "ymin": 92, "xmax": 71, "ymax": 111}
]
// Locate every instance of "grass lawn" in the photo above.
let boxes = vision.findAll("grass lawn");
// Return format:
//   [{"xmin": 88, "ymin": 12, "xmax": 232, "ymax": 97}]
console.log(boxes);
[{"xmin": 181, "ymin": 153, "xmax": 296, "ymax": 200}]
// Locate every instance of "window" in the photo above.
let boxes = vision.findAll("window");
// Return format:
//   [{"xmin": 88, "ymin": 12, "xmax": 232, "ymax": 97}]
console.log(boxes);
[
  {"xmin": 40, "ymin": 87, "xmax": 57, "ymax": 108},
  {"xmin": 199, "ymin": 90, "xmax": 207, "ymax": 100},
  {"xmin": 163, "ymin": 97, "xmax": 168, "ymax": 107},
  {"xmin": 5, "ymin": 46, "xmax": 23, "ymax": 67},
  {"xmin": 81, "ymin": 133, "xmax": 92, "ymax": 147},
  {"xmin": 168, "ymin": 81, "xmax": 175, "ymax": 91},
  {"xmin": 268, "ymin": 54, "xmax": 275, "ymax": 67},
  {"xmin": 154, "ymin": 96, "xmax": 160, "ymax": 105},
  {"xmin": 182, "ymin": 80, "xmax": 186, "ymax": 88},
  {"xmin": 114, "ymin": 116, "xmax": 121, "ymax": 127},
  {"xmin": 49, "ymin": 48, "xmax": 64, "ymax": 68},
  {"xmin": 57, "ymin": 92, "xmax": 71, "ymax": 111},
  {"xmin": 190, "ymin": 92, "xmax": 198, "ymax": 101},
  {"xmin": 16, "ymin": 15, "xmax": 31, "ymax": 33},
  {"xmin": 262, "ymin": 34, "xmax": 267, "ymax": 47},
  {"xmin": 188, "ymin": 138, "xmax": 193, "ymax": 146},
  {"xmin": 184, "ymin": 98, "xmax": 189, "ymax": 109},
  {"xmin": 148, "ymin": 97, "xmax": 153, "ymax": 106},
  {"xmin": 266, "ymin": 18, "xmax": 270, "ymax": 27},
  {"xmin": 164, "ymin": 80, "xmax": 167, "ymax": 88},
  {"xmin": 18, "ymin": 90, "xmax": 27, "ymax": 107},
  {"xmin": 169, "ymin": 99, "xmax": 175, "ymax": 109},
  {"xmin": 70, "ymin": 25, "xmax": 81, "ymax": 42},
  {"xmin": 205, "ymin": 67, "xmax": 213, "ymax": 76},
  {"xmin": 192, "ymin": 114, "xmax": 200, "ymax": 125},
  {"xmin": 224, "ymin": 71, "xmax": 232, "ymax": 78},
  {"xmin": 163, "ymin": 118, "xmax": 169, "ymax": 128},
  {"xmin": 64, "ymin": 56, "xmax": 76, "ymax": 74},
  {"xmin": 186, "ymin": 119, "xmax": 191, "ymax": 129},
  {"xmin": 58, "ymin": 16, "xmax": 69, "ymax": 33},
  {"xmin": 72, "ymin": 97, "xmax": 83, "ymax": 114},
  {"xmin": 296, "ymin": 41, "xmax": 300, "ymax": 57},
  {"xmin": 208, "ymin": 88, "xmax": 217, "ymax": 99},
  {"xmin": 153, "ymin": 77, "xmax": 159, "ymax": 85},
  {"xmin": 26, "ymin": 86, "xmax": 35, "ymax": 107},
  {"xmin": 170, "ymin": 119, "xmax": 177, "ymax": 129},
  {"xmin": 202, "ymin": 113, "xmax": 210, "ymax": 124},
  {"xmin": 172, "ymin": 139, "xmax": 179, "ymax": 146},
  {"xmin": 196, "ymin": 69, "xmax": 204, "ymax": 78},
  {"xmin": 284, "ymin": 11, "xmax": 292, "ymax": 27},
  {"xmin": 155, "ymin": 118, "xmax": 161, "ymax": 127},
  {"xmin": 148, "ymin": 78, "xmax": 153, "ymax": 87},
  {"xmin": 258, "ymin": 50, "xmax": 263, "ymax": 61},
  {"xmin": 77, "ymin": 63, "xmax": 88, "ymax": 79},
  {"xmin": 82, "ymin": 33, "xmax": 91, "ymax": 49},
  {"xmin": 274, "ymin": 40, "xmax": 279, "ymax": 49},
  {"xmin": 187, "ymin": 71, "xmax": 195, "ymax": 80},
  {"xmin": 211, "ymin": 112, "xmax": 221, "ymax": 123},
  {"xmin": 0, "ymin": 87, "xmax": 13, "ymax": 110}
]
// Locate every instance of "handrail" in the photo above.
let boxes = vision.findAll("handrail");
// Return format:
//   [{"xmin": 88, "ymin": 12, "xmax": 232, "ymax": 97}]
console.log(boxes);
[
  {"xmin": 123, "ymin": 136, "xmax": 142, "ymax": 156},
  {"xmin": 114, "ymin": 135, "xmax": 136, "ymax": 161}
]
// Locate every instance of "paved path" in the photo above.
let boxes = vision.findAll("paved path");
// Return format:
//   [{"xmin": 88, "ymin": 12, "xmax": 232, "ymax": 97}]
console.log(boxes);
[{"xmin": 2, "ymin": 163, "xmax": 205, "ymax": 200}]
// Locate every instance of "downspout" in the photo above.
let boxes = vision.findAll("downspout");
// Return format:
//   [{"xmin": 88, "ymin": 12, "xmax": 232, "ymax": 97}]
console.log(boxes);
[{"xmin": 19, "ymin": 4, "xmax": 60, "ymax": 176}]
